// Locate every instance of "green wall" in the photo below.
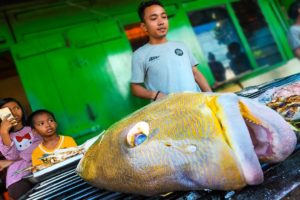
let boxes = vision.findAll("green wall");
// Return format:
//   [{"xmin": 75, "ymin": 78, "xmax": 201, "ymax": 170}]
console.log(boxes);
[{"xmin": 0, "ymin": 0, "xmax": 294, "ymax": 143}]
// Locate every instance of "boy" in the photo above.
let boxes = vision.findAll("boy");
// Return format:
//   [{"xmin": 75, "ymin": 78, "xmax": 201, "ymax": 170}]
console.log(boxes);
[
  {"xmin": 28, "ymin": 109, "xmax": 77, "ymax": 167},
  {"xmin": 130, "ymin": 0, "xmax": 212, "ymax": 101}
]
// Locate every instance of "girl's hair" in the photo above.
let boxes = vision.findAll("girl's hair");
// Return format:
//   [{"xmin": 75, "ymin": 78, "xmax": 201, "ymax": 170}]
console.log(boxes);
[
  {"xmin": 27, "ymin": 109, "xmax": 56, "ymax": 129},
  {"xmin": 138, "ymin": 0, "xmax": 164, "ymax": 22},
  {"xmin": 0, "ymin": 97, "xmax": 26, "ymax": 126}
]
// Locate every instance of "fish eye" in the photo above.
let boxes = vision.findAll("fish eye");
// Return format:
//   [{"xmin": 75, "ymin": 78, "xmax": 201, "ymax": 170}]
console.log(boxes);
[
  {"xmin": 126, "ymin": 121, "xmax": 149, "ymax": 147},
  {"xmin": 133, "ymin": 133, "xmax": 147, "ymax": 146}
]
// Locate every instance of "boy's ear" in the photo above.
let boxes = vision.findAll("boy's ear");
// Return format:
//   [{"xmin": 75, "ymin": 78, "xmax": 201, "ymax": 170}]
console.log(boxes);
[{"xmin": 140, "ymin": 22, "xmax": 147, "ymax": 33}]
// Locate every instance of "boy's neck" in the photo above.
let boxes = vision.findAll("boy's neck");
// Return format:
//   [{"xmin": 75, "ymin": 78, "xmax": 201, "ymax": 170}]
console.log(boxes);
[
  {"xmin": 149, "ymin": 37, "xmax": 167, "ymax": 45},
  {"xmin": 42, "ymin": 134, "xmax": 60, "ymax": 149}
]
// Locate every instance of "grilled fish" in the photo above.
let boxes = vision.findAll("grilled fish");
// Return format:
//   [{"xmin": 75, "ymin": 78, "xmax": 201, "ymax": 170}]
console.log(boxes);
[{"xmin": 77, "ymin": 93, "xmax": 296, "ymax": 196}]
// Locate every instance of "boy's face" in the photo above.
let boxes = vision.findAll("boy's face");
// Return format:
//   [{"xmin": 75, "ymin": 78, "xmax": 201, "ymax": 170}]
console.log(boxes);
[
  {"xmin": 33, "ymin": 113, "xmax": 57, "ymax": 137},
  {"xmin": 141, "ymin": 4, "xmax": 169, "ymax": 41}
]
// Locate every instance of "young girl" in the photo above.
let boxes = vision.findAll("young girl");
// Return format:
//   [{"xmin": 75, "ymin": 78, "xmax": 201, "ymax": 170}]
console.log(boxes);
[
  {"xmin": 0, "ymin": 98, "xmax": 42, "ymax": 199},
  {"xmin": 28, "ymin": 109, "xmax": 77, "ymax": 167}
]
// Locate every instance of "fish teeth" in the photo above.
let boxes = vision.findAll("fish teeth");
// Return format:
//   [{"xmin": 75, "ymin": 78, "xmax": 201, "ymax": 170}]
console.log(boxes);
[{"xmin": 245, "ymin": 118, "xmax": 260, "ymax": 125}]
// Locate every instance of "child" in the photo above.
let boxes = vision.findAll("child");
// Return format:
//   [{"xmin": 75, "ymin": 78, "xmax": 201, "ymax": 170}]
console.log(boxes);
[
  {"xmin": 0, "ymin": 97, "xmax": 42, "ymax": 200},
  {"xmin": 28, "ymin": 109, "xmax": 77, "ymax": 167},
  {"xmin": 130, "ymin": 0, "xmax": 212, "ymax": 101}
]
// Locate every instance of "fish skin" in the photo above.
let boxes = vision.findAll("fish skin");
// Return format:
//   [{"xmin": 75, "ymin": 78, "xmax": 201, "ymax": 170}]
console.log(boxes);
[{"xmin": 77, "ymin": 93, "xmax": 296, "ymax": 196}]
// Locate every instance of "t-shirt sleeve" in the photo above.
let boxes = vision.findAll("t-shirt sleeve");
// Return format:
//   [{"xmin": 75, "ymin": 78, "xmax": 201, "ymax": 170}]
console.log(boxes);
[
  {"xmin": 185, "ymin": 45, "xmax": 198, "ymax": 67},
  {"xmin": 65, "ymin": 136, "xmax": 77, "ymax": 147},
  {"xmin": 0, "ymin": 138, "xmax": 20, "ymax": 160},
  {"xmin": 130, "ymin": 52, "xmax": 145, "ymax": 83},
  {"xmin": 289, "ymin": 26, "xmax": 300, "ymax": 49},
  {"xmin": 31, "ymin": 147, "xmax": 42, "ymax": 167}
]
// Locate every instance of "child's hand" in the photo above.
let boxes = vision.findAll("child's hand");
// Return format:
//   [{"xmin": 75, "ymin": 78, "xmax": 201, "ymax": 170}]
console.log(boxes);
[{"xmin": 0, "ymin": 115, "xmax": 17, "ymax": 133}]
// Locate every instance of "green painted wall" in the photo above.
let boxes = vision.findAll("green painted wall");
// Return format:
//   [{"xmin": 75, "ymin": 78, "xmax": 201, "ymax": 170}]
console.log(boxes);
[{"xmin": 0, "ymin": 0, "xmax": 294, "ymax": 143}]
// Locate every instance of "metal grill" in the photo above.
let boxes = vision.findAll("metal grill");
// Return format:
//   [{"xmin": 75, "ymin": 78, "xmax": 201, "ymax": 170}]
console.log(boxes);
[
  {"xmin": 236, "ymin": 73, "xmax": 300, "ymax": 99},
  {"xmin": 22, "ymin": 73, "xmax": 300, "ymax": 200},
  {"xmin": 21, "ymin": 145, "xmax": 300, "ymax": 200}
]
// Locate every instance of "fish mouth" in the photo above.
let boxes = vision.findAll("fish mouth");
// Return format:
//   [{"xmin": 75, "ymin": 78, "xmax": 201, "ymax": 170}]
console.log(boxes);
[
  {"xmin": 240, "ymin": 99, "xmax": 296, "ymax": 163},
  {"xmin": 241, "ymin": 103, "xmax": 275, "ymax": 162},
  {"xmin": 244, "ymin": 118, "xmax": 274, "ymax": 161},
  {"xmin": 227, "ymin": 97, "xmax": 296, "ymax": 185}
]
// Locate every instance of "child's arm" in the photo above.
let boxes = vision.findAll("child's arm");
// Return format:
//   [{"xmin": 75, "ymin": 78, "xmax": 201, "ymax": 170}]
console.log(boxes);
[
  {"xmin": 0, "ymin": 116, "xmax": 21, "ymax": 160},
  {"xmin": 0, "ymin": 159, "xmax": 14, "ymax": 171},
  {"xmin": 0, "ymin": 138, "xmax": 20, "ymax": 161},
  {"xmin": 0, "ymin": 115, "xmax": 15, "ymax": 146}
]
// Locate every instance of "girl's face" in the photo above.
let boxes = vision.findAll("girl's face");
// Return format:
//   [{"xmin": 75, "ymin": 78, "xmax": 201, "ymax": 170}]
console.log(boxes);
[
  {"xmin": 141, "ymin": 4, "xmax": 169, "ymax": 43},
  {"xmin": 33, "ymin": 113, "xmax": 57, "ymax": 138},
  {"xmin": 1, "ymin": 101, "xmax": 23, "ymax": 125}
]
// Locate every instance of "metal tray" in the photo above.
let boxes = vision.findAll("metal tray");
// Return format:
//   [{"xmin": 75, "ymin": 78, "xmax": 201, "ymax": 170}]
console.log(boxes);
[{"xmin": 24, "ymin": 154, "xmax": 83, "ymax": 183}]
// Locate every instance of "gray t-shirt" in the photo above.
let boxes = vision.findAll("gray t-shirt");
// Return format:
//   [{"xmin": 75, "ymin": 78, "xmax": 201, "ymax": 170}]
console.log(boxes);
[
  {"xmin": 130, "ymin": 41, "xmax": 201, "ymax": 94},
  {"xmin": 288, "ymin": 25, "xmax": 300, "ymax": 50}
]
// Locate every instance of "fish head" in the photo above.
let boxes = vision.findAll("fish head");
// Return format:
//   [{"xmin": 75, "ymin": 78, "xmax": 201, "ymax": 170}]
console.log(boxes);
[{"xmin": 77, "ymin": 93, "xmax": 296, "ymax": 195}]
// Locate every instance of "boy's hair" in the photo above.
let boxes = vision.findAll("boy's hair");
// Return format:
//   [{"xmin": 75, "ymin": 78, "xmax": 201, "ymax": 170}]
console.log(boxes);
[
  {"xmin": 288, "ymin": 1, "xmax": 300, "ymax": 20},
  {"xmin": 138, "ymin": 0, "xmax": 164, "ymax": 22},
  {"xmin": 0, "ymin": 97, "xmax": 26, "ymax": 126},
  {"xmin": 28, "ymin": 109, "xmax": 56, "ymax": 128}
]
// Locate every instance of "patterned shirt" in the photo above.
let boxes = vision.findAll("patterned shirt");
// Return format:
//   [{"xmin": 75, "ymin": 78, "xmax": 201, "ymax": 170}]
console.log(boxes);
[{"xmin": 0, "ymin": 126, "xmax": 42, "ymax": 188}]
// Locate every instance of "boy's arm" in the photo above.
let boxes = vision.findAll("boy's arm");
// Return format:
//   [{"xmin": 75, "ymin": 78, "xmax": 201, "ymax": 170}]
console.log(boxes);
[
  {"xmin": 131, "ymin": 83, "xmax": 165, "ymax": 100},
  {"xmin": 294, "ymin": 48, "xmax": 300, "ymax": 59},
  {"xmin": 192, "ymin": 66, "xmax": 212, "ymax": 92}
]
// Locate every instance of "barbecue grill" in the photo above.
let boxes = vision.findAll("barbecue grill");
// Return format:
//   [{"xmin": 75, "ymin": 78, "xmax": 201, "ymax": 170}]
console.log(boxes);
[{"xmin": 21, "ymin": 73, "xmax": 300, "ymax": 200}]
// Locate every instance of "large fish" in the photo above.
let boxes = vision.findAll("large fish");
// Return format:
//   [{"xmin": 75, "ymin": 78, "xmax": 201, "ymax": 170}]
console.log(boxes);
[{"xmin": 76, "ymin": 93, "xmax": 296, "ymax": 196}]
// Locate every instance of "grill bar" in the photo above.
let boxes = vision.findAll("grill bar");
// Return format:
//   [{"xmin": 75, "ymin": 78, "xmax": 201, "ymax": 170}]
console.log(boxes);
[
  {"xmin": 44, "ymin": 182, "xmax": 92, "ymax": 200},
  {"xmin": 63, "ymin": 187, "xmax": 100, "ymax": 200},
  {"xmin": 62, "ymin": 187, "xmax": 99, "ymax": 200},
  {"xmin": 37, "ymin": 169, "xmax": 75, "ymax": 188}
]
